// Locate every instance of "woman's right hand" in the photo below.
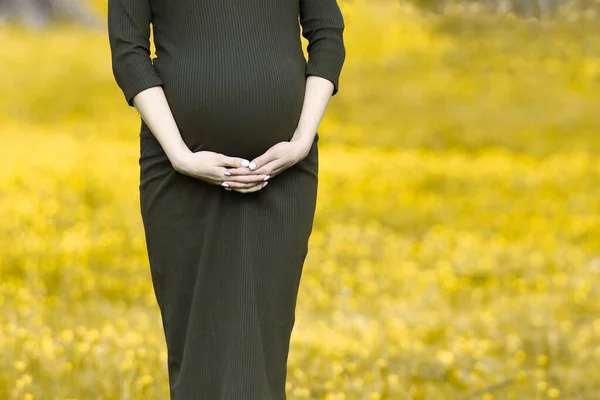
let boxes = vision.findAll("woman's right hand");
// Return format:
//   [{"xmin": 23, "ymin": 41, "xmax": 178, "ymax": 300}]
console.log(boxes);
[{"xmin": 172, "ymin": 150, "xmax": 269, "ymax": 192}]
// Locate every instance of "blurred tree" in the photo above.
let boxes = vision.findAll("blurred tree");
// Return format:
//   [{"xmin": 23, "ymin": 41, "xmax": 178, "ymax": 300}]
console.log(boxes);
[
  {"xmin": 0, "ymin": 0, "xmax": 102, "ymax": 29},
  {"xmin": 410, "ymin": 0, "xmax": 598, "ymax": 19}
]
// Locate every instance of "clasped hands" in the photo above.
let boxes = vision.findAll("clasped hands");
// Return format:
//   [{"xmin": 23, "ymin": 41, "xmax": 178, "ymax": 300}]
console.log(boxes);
[{"xmin": 173, "ymin": 138, "xmax": 312, "ymax": 193}]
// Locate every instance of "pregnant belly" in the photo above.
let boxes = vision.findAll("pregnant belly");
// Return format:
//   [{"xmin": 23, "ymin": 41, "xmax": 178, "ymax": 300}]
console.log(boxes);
[{"xmin": 156, "ymin": 54, "xmax": 307, "ymax": 160}]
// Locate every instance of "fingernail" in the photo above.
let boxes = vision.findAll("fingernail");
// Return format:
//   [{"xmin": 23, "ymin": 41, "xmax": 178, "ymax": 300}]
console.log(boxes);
[
  {"xmin": 263, "ymin": 181, "xmax": 268, "ymax": 188},
  {"xmin": 224, "ymin": 171, "xmax": 231, "ymax": 176},
  {"xmin": 249, "ymin": 162, "xmax": 256, "ymax": 170},
  {"xmin": 263, "ymin": 175, "xmax": 270, "ymax": 181},
  {"xmin": 222, "ymin": 182, "xmax": 229, "ymax": 187},
  {"xmin": 241, "ymin": 160, "xmax": 250, "ymax": 167},
  {"xmin": 225, "ymin": 188, "xmax": 232, "ymax": 191}
]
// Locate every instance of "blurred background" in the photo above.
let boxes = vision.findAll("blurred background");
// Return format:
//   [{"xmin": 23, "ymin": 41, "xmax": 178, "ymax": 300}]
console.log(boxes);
[{"xmin": 1, "ymin": 0, "xmax": 600, "ymax": 398}]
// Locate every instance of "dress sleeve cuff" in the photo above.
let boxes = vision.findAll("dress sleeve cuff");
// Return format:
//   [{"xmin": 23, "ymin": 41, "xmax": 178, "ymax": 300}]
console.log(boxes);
[
  {"xmin": 305, "ymin": 49, "xmax": 345, "ymax": 96},
  {"xmin": 116, "ymin": 59, "xmax": 164, "ymax": 107}
]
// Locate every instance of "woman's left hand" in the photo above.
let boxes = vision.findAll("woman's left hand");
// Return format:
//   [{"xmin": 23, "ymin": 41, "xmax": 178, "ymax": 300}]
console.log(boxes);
[
  {"xmin": 249, "ymin": 139, "xmax": 312, "ymax": 176},
  {"xmin": 223, "ymin": 139, "xmax": 312, "ymax": 193}
]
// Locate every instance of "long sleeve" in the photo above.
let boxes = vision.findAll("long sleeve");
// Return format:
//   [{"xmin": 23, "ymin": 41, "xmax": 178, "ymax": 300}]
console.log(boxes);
[
  {"xmin": 108, "ymin": 0, "xmax": 164, "ymax": 107},
  {"xmin": 299, "ymin": 0, "xmax": 346, "ymax": 96}
]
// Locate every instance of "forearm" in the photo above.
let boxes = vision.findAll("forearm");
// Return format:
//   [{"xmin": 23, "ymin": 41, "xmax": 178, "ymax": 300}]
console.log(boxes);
[
  {"xmin": 132, "ymin": 86, "xmax": 192, "ymax": 170},
  {"xmin": 290, "ymin": 75, "xmax": 335, "ymax": 147}
]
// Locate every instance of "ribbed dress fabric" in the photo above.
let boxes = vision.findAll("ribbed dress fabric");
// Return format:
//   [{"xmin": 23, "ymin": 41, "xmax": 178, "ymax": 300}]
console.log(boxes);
[{"xmin": 108, "ymin": 0, "xmax": 345, "ymax": 398}]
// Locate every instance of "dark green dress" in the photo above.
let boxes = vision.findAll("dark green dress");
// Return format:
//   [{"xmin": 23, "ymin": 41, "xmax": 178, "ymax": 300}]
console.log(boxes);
[{"xmin": 108, "ymin": 0, "xmax": 345, "ymax": 397}]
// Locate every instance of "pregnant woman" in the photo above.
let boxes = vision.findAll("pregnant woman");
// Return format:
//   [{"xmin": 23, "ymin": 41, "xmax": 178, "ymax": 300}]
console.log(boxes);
[{"xmin": 108, "ymin": 0, "xmax": 345, "ymax": 398}]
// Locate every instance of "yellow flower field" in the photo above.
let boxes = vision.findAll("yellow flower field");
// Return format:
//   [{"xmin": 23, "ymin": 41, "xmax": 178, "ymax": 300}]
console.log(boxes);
[{"xmin": 1, "ymin": 1, "xmax": 600, "ymax": 398}]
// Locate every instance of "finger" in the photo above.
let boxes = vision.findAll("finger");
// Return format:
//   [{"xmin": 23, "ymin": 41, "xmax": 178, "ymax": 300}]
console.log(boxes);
[
  {"xmin": 223, "ymin": 174, "xmax": 270, "ymax": 184},
  {"xmin": 250, "ymin": 159, "xmax": 283, "ymax": 176},
  {"xmin": 186, "ymin": 169, "xmax": 225, "ymax": 184},
  {"xmin": 249, "ymin": 150, "xmax": 278, "ymax": 171},
  {"xmin": 222, "ymin": 180, "xmax": 265, "ymax": 189},
  {"xmin": 224, "ymin": 167, "xmax": 263, "ymax": 176},
  {"xmin": 219, "ymin": 155, "xmax": 251, "ymax": 169},
  {"xmin": 231, "ymin": 181, "xmax": 269, "ymax": 193},
  {"xmin": 207, "ymin": 168, "xmax": 230, "ymax": 182}
]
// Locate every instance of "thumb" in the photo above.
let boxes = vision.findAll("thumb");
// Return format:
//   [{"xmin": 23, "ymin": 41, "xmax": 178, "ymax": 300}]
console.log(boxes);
[
  {"xmin": 219, "ymin": 155, "xmax": 250, "ymax": 168},
  {"xmin": 249, "ymin": 150, "xmax": 276, "ymax": 171}
]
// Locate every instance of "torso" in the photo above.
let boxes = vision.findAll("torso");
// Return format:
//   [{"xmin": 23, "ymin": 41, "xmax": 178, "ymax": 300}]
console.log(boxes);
[{"xmin": 149, "ymin": 0, "xmax": 307, "ymax": 159}]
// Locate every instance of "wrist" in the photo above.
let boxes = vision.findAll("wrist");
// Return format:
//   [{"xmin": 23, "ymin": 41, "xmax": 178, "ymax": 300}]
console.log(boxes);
[
  {"xmin": 168, "ymin": 147, "xmax": 193, "ymax": 171},
  {"xmin": 289, "ymin": 138, "xmax": 312, "ymax": 162},
  {"xmin": 290, "ymin": 132, "xmax": 314, "ymax": 151}
]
